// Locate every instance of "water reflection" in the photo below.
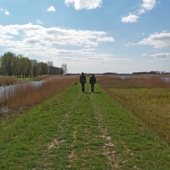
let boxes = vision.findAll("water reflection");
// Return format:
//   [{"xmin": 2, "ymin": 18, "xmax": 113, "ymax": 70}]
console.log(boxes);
[
  {"xmin": 112, "ymin": 75, "xmax": 170, "ymax": 82},
  {"xmin": 0, "ymin": 81, "xmax": 44, "ymax": 99},
  {"xmin": 161, "ymin": 77, "xmax": 170, "ymax": 83}
]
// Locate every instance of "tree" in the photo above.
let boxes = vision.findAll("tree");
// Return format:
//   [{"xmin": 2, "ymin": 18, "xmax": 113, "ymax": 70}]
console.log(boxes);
[
  {"xmin": 49, "ymin": 66, "xmax": 63, "ymax": 75},
  {"xmin": 0, "ymin": 52, "xmax": 63, "ymax": 77},
  {"xmin": 38, "ymin": 62, "xmax": 49, "ymax": 75},
  {"xmin": 47, "ymin": 61, "xmax": 53, "ymax": 67},
  {"xmin": 0, "ymin": 52, "xmax": 16, "ymax": 76},
  {"xmin": 61, "ymin": 63, "xmax": 68, "ymax": 74},
  {"xmin": 19, "ymin": 56, "xmax": 29, "ymax": 78},
  {"xmin": 31, "ymin": 60, "xmax": 39, "ymax": 77},
  {"xmin": 26, "ymin": 59, "xmax": 33, "ymax": 77},
  {"xmin": 13, "ymin": 56, "xmax": 20, "ymax": 77}
]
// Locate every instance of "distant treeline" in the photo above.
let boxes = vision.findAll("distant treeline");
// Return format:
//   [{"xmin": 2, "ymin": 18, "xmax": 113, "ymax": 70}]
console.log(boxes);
[
  {"xmin": 102, "ymin": 71, "xmax": 170, "ymax": 75},
  {"xmin": 132, "ymin": 71, "xmax": 170, "ymax": 75},
  {"xmin": 0, "ymin": 52, "xmax": 63, "ymax": 77}
]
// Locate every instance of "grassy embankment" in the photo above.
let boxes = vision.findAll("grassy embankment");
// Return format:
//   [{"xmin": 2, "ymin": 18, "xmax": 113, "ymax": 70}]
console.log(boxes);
[{"xmin": 0, "ymin": 76, "xmax": 170, "ymax": 169}]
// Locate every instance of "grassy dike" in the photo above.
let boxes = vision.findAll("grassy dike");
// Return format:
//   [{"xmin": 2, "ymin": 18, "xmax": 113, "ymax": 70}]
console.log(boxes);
[{"xmin": 0, "ymin": 82, "xmax": 170, "ymax": 169}]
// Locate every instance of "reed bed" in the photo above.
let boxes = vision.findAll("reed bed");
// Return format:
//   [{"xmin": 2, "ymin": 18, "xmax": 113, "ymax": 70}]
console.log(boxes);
[
  {"xmin": 98, "ymin": 75, "xmax": 170, "ymax": 144},
  {"xmin": 0, "ymin": 75, "xmax": 78, "ymax": 116},
  {"xmin": 0, "ymin": 76, "xmax": 17, "ymax": 86}
]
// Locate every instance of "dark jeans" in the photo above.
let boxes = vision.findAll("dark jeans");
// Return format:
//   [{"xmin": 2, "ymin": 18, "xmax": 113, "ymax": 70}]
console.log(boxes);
[
  {"xmin": 90, "ymin": 83, "xmax": 95, "ymax": 92},
  {"xmin": 81, "ymin": 82, "xmax": 85, "ymax": 92}
]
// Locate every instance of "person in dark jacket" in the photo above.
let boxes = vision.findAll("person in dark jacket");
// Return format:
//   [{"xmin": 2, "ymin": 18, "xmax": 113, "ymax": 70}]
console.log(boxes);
[
  {"xmin": 79, "ymin": 72, "xmax": 86, "ymax": 92},
  {"xmin": 89, "ymin": 74, "xmax": 96, "ymax": 93}
]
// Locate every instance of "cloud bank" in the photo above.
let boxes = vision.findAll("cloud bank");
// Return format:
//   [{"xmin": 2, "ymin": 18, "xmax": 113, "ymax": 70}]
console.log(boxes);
[
  {"xmin": 138, "ymin": 31, "xmax": 170, "ymax": 61},
  {"xmin": 0, "ymin": 23, "xmax": 114, "ymax": 63},
  {"xmin": 151, "ymin": 53, "xmax": 170, "ymax": 60},
  {"xmin": 138, "ymin": 32, "xmax": 170, "ymax": 48}
]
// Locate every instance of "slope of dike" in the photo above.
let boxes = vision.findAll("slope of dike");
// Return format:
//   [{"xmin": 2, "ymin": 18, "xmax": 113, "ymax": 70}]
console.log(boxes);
[{"xmin": 0, "ymin": 83, "xmax": 170, "ymax": 169}]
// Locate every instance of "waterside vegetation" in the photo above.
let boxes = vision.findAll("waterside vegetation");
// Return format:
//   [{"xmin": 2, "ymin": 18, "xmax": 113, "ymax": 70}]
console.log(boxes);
[{"xmin": 0, "ymin": 75, "xmax": 78, "ymax": 117}]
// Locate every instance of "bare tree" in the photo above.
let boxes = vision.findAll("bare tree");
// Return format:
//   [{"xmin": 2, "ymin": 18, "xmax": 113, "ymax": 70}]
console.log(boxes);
[
  {"xmin": 61, "ymin": 63, "xmax": 68, "ymax": 74},
  {"xmin": 47, "ymin": 61, "xmax": 53, "ymax": 67}
]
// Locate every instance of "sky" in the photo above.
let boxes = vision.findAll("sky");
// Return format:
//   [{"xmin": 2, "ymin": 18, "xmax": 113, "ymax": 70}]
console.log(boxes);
[{"xmin": 0, "ymin": 0, "xmax": 170, "ymax": 73}]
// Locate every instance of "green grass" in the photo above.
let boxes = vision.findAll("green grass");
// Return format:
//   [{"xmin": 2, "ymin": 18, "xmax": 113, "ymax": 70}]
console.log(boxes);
[{"xmin": 0, "ymin": 80, "xmax": 170, "ymax": 169}]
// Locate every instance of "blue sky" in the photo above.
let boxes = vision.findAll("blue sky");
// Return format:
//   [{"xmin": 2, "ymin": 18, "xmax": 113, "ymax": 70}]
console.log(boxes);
[{"xmin": 0, "ymin": 0, "xmax": 170, "ymax": 73}]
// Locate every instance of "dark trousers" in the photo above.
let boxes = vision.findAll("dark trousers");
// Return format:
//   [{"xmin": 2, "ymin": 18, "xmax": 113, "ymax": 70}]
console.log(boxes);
[
  {"xmin": 90, "ymin": 83, "xmax": 95, "ymax": 92},
  {"xmin": 81, "ymin": 83, "xmax": 85, "ymax": 92}
]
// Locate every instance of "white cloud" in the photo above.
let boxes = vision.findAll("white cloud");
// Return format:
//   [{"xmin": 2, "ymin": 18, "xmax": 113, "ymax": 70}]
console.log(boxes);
[
  {"xmin": 47, "ymin": 6, "xmax": 56, "ymax": 12},
  {"xmin": 140, "ymin": 0, "xmax": 156, "ymax": 11},
  {"xmin": 4, "ymin": 10, "xmax": 10, "ymax": 15},
  {"xmin": 122, "ymin": 0, "xmax": 157, "ymax": 23},
  {"xmin": 0, "ymin": 8, "xmax": 10, "ymax": 15},
  {"xmin": 36, "ymin": 19, "xmax": 43, "ymax": 25},
  {"xmin": 138, "ymin": 32, "xmax": 170, "ymax": 48},
  {"xmin": 142, "ymin": 53, "xmax": 148, "ymax": 56},
  {"xmin": 121, "ymin": 14, "xmax": 139, "ymax": 23},
  {"xmin": 0, "ymin": 24, "xmax": 114, "ymax": 63},
  {"xmin": 151, "ymin": 53, "xmax": 170, "ymax": 60},
  {"xmin": 65, "ymin": 0, "xmax": 102, "ymax": 10},
  {"xmin": 97, "ymin": 36, "xmax": 114, "ymax": 42},
  {"xmin": 124, "ymin": 42, "xmax": 135, "ymax": 47}
]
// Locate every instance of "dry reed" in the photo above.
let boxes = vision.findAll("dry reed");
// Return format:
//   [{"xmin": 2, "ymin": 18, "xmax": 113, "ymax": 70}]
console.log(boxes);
[
  {"xmin": 0, "ymin": 75, "xmax": 78, "ymax": 116},
  {"xmin": 0, "ymin": 76, "xmax": 17, "ymax": 86}
]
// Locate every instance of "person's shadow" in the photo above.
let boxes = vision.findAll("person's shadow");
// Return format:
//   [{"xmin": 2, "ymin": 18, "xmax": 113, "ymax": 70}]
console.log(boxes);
[
  {"xmin": 93, "ymin": 92, "xmax": 101, "ymax": 94},
  {"xmin": 84, "ymin": 92, "xmax": 91, "ymax": 94},
  {"xmin": 84, "ymin": 92, "xmax": 101, "ymax": 94}
]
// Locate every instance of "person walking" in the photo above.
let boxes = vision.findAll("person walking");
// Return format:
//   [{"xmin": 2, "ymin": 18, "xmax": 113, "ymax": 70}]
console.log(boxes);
[
  {"xmin": 79, "ymin": 72, "xmax": 86, "ymax": 92},
  {"xmin": 89, "ymin": 74, "xmax": 96, "ymax": 93}
]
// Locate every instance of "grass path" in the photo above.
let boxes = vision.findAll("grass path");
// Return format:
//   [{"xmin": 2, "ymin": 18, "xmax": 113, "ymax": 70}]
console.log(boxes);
[{"xmin": 0, "ymin": 82, "xmax": 170, "ymax": 169}]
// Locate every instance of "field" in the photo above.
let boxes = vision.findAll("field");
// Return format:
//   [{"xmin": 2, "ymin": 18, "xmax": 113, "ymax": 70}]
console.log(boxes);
[
  {"xmin": 0, "ymin": 75, "xmax": 170, "ymax": 169},
  {"xmin": 98, "ymin": 75, "xmax": 170, "ymax": 144}
]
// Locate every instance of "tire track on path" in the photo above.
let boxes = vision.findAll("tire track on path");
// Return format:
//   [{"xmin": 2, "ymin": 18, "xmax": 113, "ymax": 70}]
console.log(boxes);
[
  {"xmin": 36, "ymin": 86, "xmax": 82, "ymax": 170},
  {"xmin": 90, "ymin": 92, "xmax": 121, "ymax": 170}
]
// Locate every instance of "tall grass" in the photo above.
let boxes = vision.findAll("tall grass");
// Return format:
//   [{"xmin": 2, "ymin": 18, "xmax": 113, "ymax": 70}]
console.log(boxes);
[
  {"xmin": 0, "ymin": 76, "xmax": 17, "ymax": 86},
  {"xmin": 98, "ymin": 75, "xmax": 170, "ymax": 144},
  {"xmin": 0, "ymin": 75, "xmax": 78, "ymax": 116},
  {"xmin": 128, "ymin": 76, "xmax": 170, "ymax": 89}
]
